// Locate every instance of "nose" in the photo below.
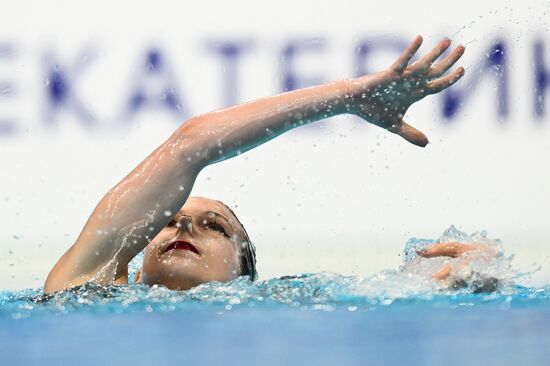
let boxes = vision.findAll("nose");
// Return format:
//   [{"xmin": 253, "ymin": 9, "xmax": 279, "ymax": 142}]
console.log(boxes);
[{"xmin": 179, "ymin": 214, "xmax": 194, "ymax": 234}]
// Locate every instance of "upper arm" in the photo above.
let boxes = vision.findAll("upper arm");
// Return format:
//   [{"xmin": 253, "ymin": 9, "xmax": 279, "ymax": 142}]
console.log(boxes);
[{"xmin": 44, "ymin": 126, "xmax": 205, "ymax": 293}]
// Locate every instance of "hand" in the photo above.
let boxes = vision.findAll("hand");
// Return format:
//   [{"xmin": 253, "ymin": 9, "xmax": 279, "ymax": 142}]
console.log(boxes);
[{"xmin": 345, "ymin": 35, "xmax": 465, "ymax": 147}]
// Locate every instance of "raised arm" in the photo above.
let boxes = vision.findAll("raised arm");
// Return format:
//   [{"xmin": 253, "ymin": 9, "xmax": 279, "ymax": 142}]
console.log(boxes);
[{"xmin": 45, "ymin": 35, "xmax": 465, "ymax": 293}]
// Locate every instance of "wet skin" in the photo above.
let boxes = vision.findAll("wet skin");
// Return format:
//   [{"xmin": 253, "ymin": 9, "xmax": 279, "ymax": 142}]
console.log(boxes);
[{"xmin": 139, "ymin": 197, "xmax": 246, "ymax": 290}]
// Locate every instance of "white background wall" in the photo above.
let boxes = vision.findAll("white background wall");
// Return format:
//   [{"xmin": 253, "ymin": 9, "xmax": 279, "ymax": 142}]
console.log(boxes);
[{"xmin": 1, "ymin": 0, "xmax": 549, "ymax": 289}]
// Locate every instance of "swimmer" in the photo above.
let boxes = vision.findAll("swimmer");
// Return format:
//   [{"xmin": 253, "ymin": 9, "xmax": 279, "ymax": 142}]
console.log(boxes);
[
  {"xmin": 416, "ymin": 241, "xmax": 501, "ymax": 293},
  {"xmin": 45, "ymin": 35, "xmax": 467, "ymax": 293},
  {"xmin": 408, "ymin": 242, "xmax": 501, "ymax": 293}
]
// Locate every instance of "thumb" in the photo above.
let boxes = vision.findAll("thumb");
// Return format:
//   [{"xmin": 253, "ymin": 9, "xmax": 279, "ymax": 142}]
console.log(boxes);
[{"xmin": 389, "ymin": 120, "xmax": 429, "ymax": 147}]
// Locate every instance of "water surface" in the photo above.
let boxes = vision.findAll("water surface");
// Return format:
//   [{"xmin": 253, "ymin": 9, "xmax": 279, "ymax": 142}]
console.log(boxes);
[{"xmin": 1, "ymin": 226, "xmax": 548, "ymax": 365}]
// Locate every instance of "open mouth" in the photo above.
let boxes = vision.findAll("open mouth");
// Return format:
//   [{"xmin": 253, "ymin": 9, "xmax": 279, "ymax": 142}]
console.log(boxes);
[{"xmin": 164, "ymin": 240, "xmax": 200, "ymax": 255}]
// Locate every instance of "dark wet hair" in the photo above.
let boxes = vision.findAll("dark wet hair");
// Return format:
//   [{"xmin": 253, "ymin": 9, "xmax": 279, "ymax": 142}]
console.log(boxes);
[
  {"xmin": 216, "ymin": 201, "xmax": 257, "ymax": 281},
  {"xmin": 472, "ymin": 276, "xmax": 499, "ymax": 294},
  {"xmin": 449, "ymin": 274, "xmax": 499, "ymax": 294}
]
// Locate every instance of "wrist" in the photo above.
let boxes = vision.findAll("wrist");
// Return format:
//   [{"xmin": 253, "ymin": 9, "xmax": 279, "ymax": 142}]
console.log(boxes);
[
  {"xmin": 342, "ymin": 73, "xmax": 384, "ymax": 116},
  {"xmin": 341, "ymin": 77, "xmax": 365, "ymax": 116},
  {"xmin": 329, "ymin": 78, "xmax": 356, "ymax": 115}
]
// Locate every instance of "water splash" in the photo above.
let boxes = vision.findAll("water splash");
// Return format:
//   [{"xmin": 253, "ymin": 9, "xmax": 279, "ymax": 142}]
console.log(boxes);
[
  {"xmin": 402, "ymin": 225, "xmax": 519, "ymax": 293},
  {"xmin": 2, "ymin": 226, "xmax": 546, "ymax": 319},
  {"xmin": 2, "ymin": 274, "xmax": 548, "ymax": 320}
]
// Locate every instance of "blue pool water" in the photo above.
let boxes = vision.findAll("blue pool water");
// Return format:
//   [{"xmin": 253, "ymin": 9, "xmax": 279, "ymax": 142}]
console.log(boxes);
[
  {"xmin": 1, "ymin": 227, "xmax": 549, "ymax": 365},
  {"xmin": 2, "ymin": 276, "xmax": 549, "ymax": 365}
]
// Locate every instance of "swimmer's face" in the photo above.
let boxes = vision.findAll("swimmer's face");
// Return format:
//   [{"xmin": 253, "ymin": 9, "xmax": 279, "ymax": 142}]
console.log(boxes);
[{"xmin": 139, "ymin": 197, "xmax": 244, "ymax": 290}]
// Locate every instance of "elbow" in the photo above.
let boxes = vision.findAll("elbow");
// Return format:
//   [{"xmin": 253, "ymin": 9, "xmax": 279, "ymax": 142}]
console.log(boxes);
[{"xmin": 171, "ymin": 117, "xmax": 217, "ymax": 168}]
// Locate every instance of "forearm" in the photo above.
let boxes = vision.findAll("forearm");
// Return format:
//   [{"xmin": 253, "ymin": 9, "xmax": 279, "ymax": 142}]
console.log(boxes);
[
  {"xmin": 420, "ymin": 242, "xmax": 499, "ymax": 258},
  {"xmin": 177, "ymin": 78, "xmax": 352, "ymax": 165}
]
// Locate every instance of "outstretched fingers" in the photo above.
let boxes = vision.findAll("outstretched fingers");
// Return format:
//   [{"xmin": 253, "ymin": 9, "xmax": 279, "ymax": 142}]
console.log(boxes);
[
  {"xmin": 426, "ymin": 66, "xmax": 465, "ymax": 94},
  {"xmin": 390, "ymin": 35, "xmax": 423, "ymax": 73},
  {"xmin": 388, "ymin": 119, "xmax": 429, "ymax": 147},
  {"xmin": 425, "ymin": 44, "xmax": 466, "ymax": 79},
  {"xmin": 408, "ymin": 38, "xmax": 452, "ymax": 75}
]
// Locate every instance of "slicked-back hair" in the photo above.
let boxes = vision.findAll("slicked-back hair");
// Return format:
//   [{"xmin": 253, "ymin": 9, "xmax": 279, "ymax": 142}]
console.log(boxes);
[{"xmin": 216, "ymin": 201, "xmax": 257, "ymax": 281}]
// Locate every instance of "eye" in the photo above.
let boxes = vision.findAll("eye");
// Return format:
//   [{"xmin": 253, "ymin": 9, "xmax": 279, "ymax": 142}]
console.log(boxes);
[{"xmin": 205, "ymin": 221, "xmax": 229, "ymax": 237}]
